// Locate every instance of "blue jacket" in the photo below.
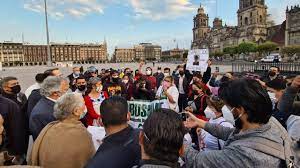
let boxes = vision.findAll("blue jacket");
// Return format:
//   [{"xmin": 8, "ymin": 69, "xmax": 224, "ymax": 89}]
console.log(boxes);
[{"xmin": 29, "ymin": 97, "xmax": 56, "ymax": 140}]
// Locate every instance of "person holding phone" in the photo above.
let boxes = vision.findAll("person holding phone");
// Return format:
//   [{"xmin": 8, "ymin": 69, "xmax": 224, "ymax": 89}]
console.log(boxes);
[{"xmin": 133, "ymin": 76, "xmax": 155, "ymax": 101}]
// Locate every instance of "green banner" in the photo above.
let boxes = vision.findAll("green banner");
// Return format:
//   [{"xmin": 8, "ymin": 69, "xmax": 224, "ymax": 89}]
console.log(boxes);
[{"xmin": 128, "ymin": 100, "xmax": 164, "ymax": 129}]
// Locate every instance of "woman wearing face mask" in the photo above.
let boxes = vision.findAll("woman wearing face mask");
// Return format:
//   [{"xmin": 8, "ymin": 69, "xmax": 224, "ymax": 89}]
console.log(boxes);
[
  {"xmin": 83, "ymin": 77, "xmax": 108, "ymax": 126},
  {"xmin": 198, "ymin": 96, "xmax": 234, "ymax": 151},
  {"xmin": 30, "ymin": 93, "xmax": 95, "ymax": 168},
  {"xmin": 122, "ymin": 75, "xmax": 134, "ymax": 100},
  {"xmin": 184, "ymin": 79, "xmax": 294, "ymax": 168},
  {"xmin": 156, "ymin": 76, "xmax": 179, "ymax": 112},
  {"xmin": 186, "ymin": 82, "xmax": 211, "ymax": 120}
]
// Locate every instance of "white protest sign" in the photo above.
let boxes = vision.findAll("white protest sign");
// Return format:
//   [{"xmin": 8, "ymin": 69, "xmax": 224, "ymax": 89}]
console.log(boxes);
[
  {"xmin": 186, "ymin": 49, "xmax": 209, "ymax": 72},
  {"xmin": 128, "ymin": 100, "xmax": 163, "ymax": 129},
  {"xmin": 87, "ymin": 126, "xmax": 106, "ymax": 150}
]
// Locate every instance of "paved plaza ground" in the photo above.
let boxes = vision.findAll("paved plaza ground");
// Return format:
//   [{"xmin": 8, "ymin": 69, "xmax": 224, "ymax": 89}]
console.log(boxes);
[{"xmin": 0, "ymin": 62, "xmax": 232, "ymax": 92}]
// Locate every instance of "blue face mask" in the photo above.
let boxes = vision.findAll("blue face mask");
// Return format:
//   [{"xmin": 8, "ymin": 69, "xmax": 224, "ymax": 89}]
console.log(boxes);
[{"xmin": 80, "ymin": 107, "xmax": 87, "ymax": 119}]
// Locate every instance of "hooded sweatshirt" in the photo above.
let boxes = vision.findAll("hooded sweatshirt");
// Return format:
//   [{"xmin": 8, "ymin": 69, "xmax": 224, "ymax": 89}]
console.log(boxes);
[{"xmin": 184, "ymin": 117, "xmax": 296, "ymax": 168}]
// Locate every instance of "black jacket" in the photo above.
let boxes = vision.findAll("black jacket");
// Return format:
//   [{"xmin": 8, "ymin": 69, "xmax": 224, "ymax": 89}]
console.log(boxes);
[
  {"xmin": 154, "ymin": 72, "xmax": 164, "ymax": 88},
  {"xmin": 67, "ymin": 73, "xmax": 77, "ymax": 92},
  {"xmin": 27, "ymin": 89, "xmax": 42, "ymax": 120},
  {"xmin": 174, "ymin": 74, "xmax": 189, "ymax": 94},
  {"xmin": 85, "ymin": 126, "xmax": 141, "ymax": 168},
  {"xmin": 29, "ymin": 97, "xmax": 56, "ymax": 140},
  {"xmin": 0, "ymin": 95, "xmax": 27, "ymax": 155}
]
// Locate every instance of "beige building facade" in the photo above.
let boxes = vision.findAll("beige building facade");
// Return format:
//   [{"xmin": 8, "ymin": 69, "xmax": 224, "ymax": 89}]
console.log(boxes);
[{"xmin": 285, "ymin": 5, "xmax": 300, "ymax": 46}]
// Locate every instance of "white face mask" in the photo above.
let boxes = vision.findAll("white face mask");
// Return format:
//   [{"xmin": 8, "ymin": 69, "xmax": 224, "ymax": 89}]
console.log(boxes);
[
  {"xmin": 96, "ymin": 85, "xmax": 103, "ymax": 92},
  {"xmin": 268, "ymin": 91, "xmax": 277, "ymax": 109},
  {"xmin": 164, "ymin": 73, "xmax": 170, "ymax": 77},
  {"xmin": 204, "ymin": 107, "xmax": 216, "ymax": 119},
  {"xmin": 157, "ymin": 70, "xmax": 162, "ymax": 73},
  {"xmin": 222, "ymin": 105, "xmax": 235, "ymax": 125},
  {"xmin": 122, "ymin": 80, "xmax": 129, "ymax": 84}
]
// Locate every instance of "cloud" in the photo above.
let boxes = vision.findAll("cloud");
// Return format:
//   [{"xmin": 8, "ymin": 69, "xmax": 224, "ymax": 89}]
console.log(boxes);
[
  {"xmin": 23, "ymin": 0, "xmax": 105, "ymax": 19},
  {"xmin": 267, "ymin": 0, "xmax": 300, "ymax": 25},
  {"xmin": 129, "ymin": 0, "xmax": 197, "ymax": 21}
]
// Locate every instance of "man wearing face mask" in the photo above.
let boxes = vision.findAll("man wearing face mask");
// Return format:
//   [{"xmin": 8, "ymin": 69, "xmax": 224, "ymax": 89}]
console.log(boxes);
[
  {"xmin": 265, "ymin": 78, "xmax": 288, "ymax": 127},
  {"xmin": 68, "ymin": 67, "xmax": 81, "ymax": 92},
  {"xmin": 30, "ymin": 76, "xmax": 69, "ymax": 140},
  {"xmin": 103, "ymin": 70, "xmax": 127, "ymax": 98},
  {"xmin": 74, "ymin": 75, "xmax": 87, "ymax": 95},
  {"xmin": 1, "ymin": 77, "xmax": 27, "ymax": 111},
  {"xmin": 153, "ymin": 67, "xmax": 164, "ymax": 89},
  {"xmin": 174, "ymin": 65, "xmax": 190, "ymax": 112},
  {"xmin": 259, "ymin": 66, "xmax": 282, "ymax": 86},
  {"xmin": 184, "ymin": 79, "xmax": 295, "ymax": 168}
]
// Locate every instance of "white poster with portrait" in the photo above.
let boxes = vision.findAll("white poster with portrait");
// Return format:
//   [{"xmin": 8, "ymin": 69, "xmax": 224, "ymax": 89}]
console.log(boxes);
[{"xmin": 186, "ymin": 49, "xmax": 209, "ymax": 72}]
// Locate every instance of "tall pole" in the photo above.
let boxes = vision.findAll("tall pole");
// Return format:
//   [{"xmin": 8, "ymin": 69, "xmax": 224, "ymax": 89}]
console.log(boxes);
[{"xmin": 44, "ymin": 0, "xmax": 51, "ymax": 66}]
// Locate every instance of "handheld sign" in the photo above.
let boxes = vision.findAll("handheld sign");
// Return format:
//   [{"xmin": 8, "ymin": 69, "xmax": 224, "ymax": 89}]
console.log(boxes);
[
  {"xmin": 128, "ymin": 100, "xmax": 163, "ymax": 129},
  {"xmin": 186, "ymin": 49, "xmax": 209, "ymax": 72}
]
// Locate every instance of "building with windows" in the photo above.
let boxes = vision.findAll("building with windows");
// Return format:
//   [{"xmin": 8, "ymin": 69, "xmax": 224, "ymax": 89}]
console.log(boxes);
[
  {"xmin": 285, "ymin": 5, "xmax": 300, "ymax": 46},
  {"xmin": 114, "ymin": 48, "xmax": 135, "ymax": 62},
  {"xmin": 0, "ymin": 42, "xmax": 24, "ymax": 66}
]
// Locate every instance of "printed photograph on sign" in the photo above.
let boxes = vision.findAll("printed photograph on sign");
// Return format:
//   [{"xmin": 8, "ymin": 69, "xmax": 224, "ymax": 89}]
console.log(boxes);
[{"xmin": 186, "ymin": 49, "xmax": 209, "ymax": 72}]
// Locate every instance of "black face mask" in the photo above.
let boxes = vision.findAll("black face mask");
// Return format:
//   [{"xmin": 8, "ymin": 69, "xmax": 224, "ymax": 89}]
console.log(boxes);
[
  {"xmin": 112, "ymin": 77, "xmax": 119, "ymax": 83},
  {"xmin": 77, "ymin": 85, "xmax": 86, "ymax": 91},
  {"xmin": 179, "ymin": 71, "xmax": 185, "ymax": 76},
  {"xmin": 193, "ymin": 90, "xmax": 199, "ymax": 95},
  {"xmin": 268, "ymin": 71, "xmax": 276, "ymax": 77},
  {"xmin": 10, "ymin": 85, "xmax": 21, "ymax": 94}
]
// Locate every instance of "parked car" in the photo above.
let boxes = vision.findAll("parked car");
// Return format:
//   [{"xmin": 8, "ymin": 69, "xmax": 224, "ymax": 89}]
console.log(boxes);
[{"xmin": 260, "ymin": 53, "xmax": 282, "ymax": 63}]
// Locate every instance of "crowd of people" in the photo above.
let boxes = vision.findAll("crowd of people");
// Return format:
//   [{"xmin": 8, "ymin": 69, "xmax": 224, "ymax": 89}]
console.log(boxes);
[{"xmin": 0, "ymin": 60, "xmax": 299, "ymax": 168}]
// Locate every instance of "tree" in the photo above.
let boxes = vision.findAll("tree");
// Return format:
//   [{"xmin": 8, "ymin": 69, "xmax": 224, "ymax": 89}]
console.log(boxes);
[
  {"xmin": 224, "ymin": 46, "xmax": 238, "ymax": 60},
  {"xmin": 282, "ymin": 45, "xmax": 300, "ymax": 60},
  {"xmin": 257, "ymin": 41, "xmax": 278, "ymax": 56},
  {"xmin": 237, "ymin": 42, "xmax": 257, "ymax": 55}
]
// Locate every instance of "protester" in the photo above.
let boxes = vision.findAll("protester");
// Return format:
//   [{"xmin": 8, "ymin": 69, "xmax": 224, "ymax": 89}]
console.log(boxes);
[
  {"xmin": 198, "ymin": 96, "xmax": 234, "ymax": 151},
  {"xmin": 30, "ymin": 93, "xmax": 94, "ymax": 168},
  {"xmin": 67, "ymin": 66, "xmax": 81, "ymax": 92},
  {"xmin": 25, "ymin": 73, "xmax": 45, "ymax": 98},
  {"xmin": 184, "ymin": 78, "xmax": 295, "ymax": 167},
  {"xmin": 145, "ymin": 67, "xmax": 157, "ymax": 91},
  {"xmin": 83, "ymin": 77, "xmax": 108, "ymax": 126},
  {"xmin": 124, "ymin": 68, "xmax": 134, "ymax": 82},
  {"xmin": 209, "ymin": 72, "xmax": 234, "ymax": 88},
  {"xmin": 163, "ymin": 67, "xmax": 171, "ymax": 77},
  {"xmin": 84, "ymin": 66, "xmax": 98, "ymax": 81},
  {"xmin": 29, "ymin": 76, "xmax": 69, "ymax": 140},
  {"xmin": 279, "ymin": 76, "xmax": 300, "ymax": 140},
  {"xmin": 133, "ymin": 76, "xmax": 155, "ymax": 101},
  {"xmin": 103, "ymin": 70, "xmax": 127, "ymax": 97},
  {"xmin": 0, "ymin": 95, "xmax": 27, "ymax": 165},
  {"xmin": 1, "ymin": 77, "xmax": 27, "ymax": 111},
  {"xmin": 85, "ymin": 96, "xmax": 140, "ymax": 168},
  {"xmin": 73, "ymin": 75, "xmax": 87, "ymax": 95},
  {"xmin": 153, "ymin": 67, "xmax": 164, "ymax": 89},
  {"xmin": 135, "ymin": 108, "xmax": 186, "ymax": 168},
  {"xmin": 186, "ymin": 82, "xmax": 210, "ymax": 120},
  {"xmin": 44, "ymin": 68, "xmax": 61, "ymax": 77},
  {"xmin": 174, "ymin": 65, "xmax": 190, "ymax": 112},
  {"xmin": 265, "ymin": 78, "xmax": 288, "ymax": 127},
  {"xmin": 122, "ymin": 74, "xmax": 134, "ymax": 100},
  {"xmin": 258, "ymin": 66, "xmax": 282, "ymax": 87},
  {"xmin": 188, "ymin": 72, "xmax": 210, "ymax": 97},
  {"xmin": 156, "ymin": 76, "xmax": 179, "ymax": 112}
]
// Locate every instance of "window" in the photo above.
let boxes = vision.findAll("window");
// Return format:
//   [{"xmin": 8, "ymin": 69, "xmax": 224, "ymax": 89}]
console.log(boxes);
[
  {"xmin": 245, "ymin": 17, "xmax": 248, "ymax": 25},
  {"xmin": 260, "ymin": 15, "xmax": 263, "ymax": 23},
  {"xmin": 240, "ymin": 16, "xmax": 243, "ymax": 26}
]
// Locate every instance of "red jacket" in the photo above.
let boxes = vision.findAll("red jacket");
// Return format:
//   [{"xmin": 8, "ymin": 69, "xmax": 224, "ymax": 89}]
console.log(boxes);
[{"xmin": 83, "ymin": 91, "xmax": 108, "ymax": 126}]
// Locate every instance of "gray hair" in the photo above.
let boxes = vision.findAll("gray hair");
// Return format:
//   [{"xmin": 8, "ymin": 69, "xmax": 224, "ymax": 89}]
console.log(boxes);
[
  {"xmin": 40, "ymin": 76, "xmax": 69, "ymax": 97},
  {"xmin": 88, "ymin": 77, "xmax": 101, "ymax": 85},
  {"xmin": 53, "ymin": 93, "xmax": 84, "ymax": 120}
]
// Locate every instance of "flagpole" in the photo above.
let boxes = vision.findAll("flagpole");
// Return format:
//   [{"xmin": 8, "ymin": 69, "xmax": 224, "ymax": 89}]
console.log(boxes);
[{"xmin": 44, "ymin": 0, "xmax": 51, "ymax": 66}]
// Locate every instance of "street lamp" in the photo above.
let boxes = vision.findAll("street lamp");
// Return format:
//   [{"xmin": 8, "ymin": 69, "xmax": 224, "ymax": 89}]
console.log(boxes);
[{"xmin": 44, "ymin": 0, "xmax": 51, "ymax": 66}]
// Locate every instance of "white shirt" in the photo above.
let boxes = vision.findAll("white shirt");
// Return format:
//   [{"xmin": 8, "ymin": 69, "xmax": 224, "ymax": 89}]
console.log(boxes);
[
  {"xmin": 25, "ymin": 83, "xmax": 40, "ymax": 98},
  {"xmin": 199, "ymin": 117, "xmax": 233, "ymax": 151},
  {"xmin": 178, "ymin": 75, "xmax": 185, "ymax": 94},
  {"xmin": 156, "ymin": 85, "xmax": 179, "ymax": 112}
]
